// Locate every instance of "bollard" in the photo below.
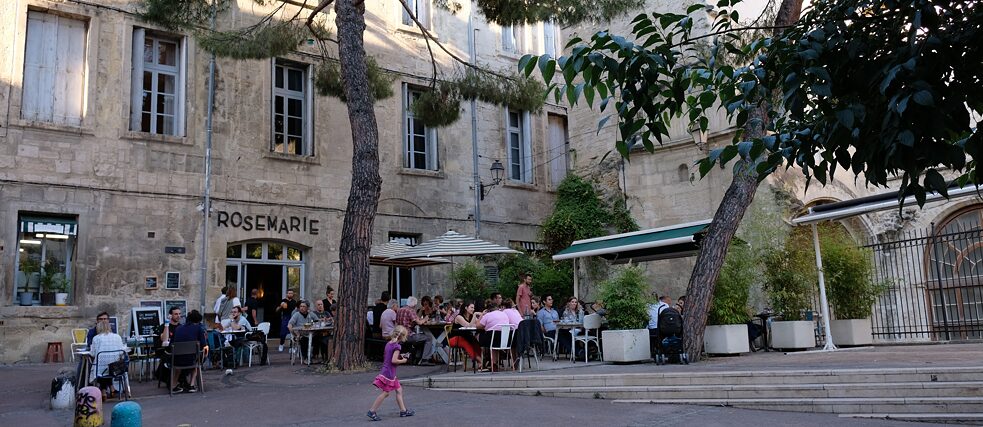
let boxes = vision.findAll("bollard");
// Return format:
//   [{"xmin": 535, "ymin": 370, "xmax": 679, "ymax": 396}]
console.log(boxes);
[
  {"xmin": 74, "ymin": 386, "xmax": 103, "ymax": 427},
  {"xmin": 50, "ymin": 368, "xmax": 76, "ymax": 409},
  {"xmin": 110, "ymin": 401, "xmax": 142, "ymax": 427}
]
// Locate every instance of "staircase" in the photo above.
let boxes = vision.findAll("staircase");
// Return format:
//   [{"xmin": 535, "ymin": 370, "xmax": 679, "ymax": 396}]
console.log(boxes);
[{"xmin": 406, "ymin": 366, "xmax": 983, "ymax": 423}]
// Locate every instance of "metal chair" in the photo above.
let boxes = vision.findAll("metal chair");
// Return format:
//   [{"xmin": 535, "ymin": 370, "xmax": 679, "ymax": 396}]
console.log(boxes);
[
  {"xmin": 489, "ymin": 324, "xmax": 514, "ymax": 373},
  {"xmin": 70, "ymin": 328, "xmax": 88, "ymax": 361},
  {"xmin": 246, "ymin": 322, "xmax": 270, "ymax": 367},
  {"xmin": 170, "ymin": 341, "xmax": 204, "ymax": 396},
  {"xmin": 94, "ymin": 350, "xmax": 130, "ymax": 400},
  {"xmin": 573, "ymin": 314, "xmax": 602, "ymax": 363}
]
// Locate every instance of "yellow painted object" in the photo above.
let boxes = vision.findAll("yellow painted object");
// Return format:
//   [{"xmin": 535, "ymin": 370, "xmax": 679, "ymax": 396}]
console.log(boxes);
[{"xmin": 74, "ymin": 386, "xmax": 102, "ymax": 427}]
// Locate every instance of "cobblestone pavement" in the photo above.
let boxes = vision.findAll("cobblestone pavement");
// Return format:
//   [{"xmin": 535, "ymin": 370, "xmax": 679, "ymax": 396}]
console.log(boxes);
[{"xmin": 3, "ymin": 343, "xmax": 972, "ymax": 426}]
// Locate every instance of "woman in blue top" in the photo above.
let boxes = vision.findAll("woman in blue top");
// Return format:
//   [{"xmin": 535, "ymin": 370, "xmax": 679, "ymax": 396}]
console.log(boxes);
[{"xmin": 367, "ymin": 325, "xmax": 415, "ymax": 421}]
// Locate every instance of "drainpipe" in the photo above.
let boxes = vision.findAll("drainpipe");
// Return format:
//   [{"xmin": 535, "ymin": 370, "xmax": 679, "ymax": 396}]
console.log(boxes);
[
  {"xmin": 198, "ymin": 1, "xmax": 217, "ymax": 313},
  {"xmin": 468, "ymin": 1, "xmax": 481, "ymax": 237}
]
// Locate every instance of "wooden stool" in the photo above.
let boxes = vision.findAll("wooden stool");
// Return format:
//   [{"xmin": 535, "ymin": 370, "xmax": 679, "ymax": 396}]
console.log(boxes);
[{"xmin": 45, "ymin": 342, "xmax": 64, "ymax": 363}]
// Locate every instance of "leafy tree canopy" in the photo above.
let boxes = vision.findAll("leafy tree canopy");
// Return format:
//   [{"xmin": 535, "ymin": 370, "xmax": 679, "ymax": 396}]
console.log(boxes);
[{"xmin": 522, "ymin": 0, "xmax": 983, "ymax": 204}]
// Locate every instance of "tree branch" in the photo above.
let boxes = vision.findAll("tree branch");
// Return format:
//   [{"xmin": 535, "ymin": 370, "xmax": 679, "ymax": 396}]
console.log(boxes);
[
  {"xmin": 395, "ymin": 0, "xmax": 438, "ymax": 86},
  {"xmin": 305, "ymin": 0, "xmax": 334, "ymax": 28}
]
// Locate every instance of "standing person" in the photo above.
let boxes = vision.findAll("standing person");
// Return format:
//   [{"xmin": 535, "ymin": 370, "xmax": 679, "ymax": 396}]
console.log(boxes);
[
  {"xmin": 243, "ymin": 288, "xmax": 262, "ymax": 324},
  {"xmin": 647, "ymin": 295, "xmax": 670, "ymax": 357},
  {"xmin": 276, "ymin": 289, "xmax": 298, "ymax": 352},
  {"xmin": 213, "ymin": 285, "xmax": 228, "ymax": 324},
  {"xmin": 515, "ymin": 273, "xmax": 533, "ymax": 317},
  {"xmin": 216, "ymin": 287, "xmax": 241, "ymax": 322},
  {"xmin": 322, "ymin": 286, "xmax": 336, "ymax": 318},
  {"xmin": 366, "ymin": 325, "xmax": 414, "ymax": 421}
]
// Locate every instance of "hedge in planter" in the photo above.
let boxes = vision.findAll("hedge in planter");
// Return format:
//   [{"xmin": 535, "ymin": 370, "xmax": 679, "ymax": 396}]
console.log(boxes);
[
  {"xmin": 709, "ymin": 243, "xmax": 753, "ymax": 326},
  {"xmin": 763, "ymin": 240, "xmax": 815, "ymax": 321},
  {"xmin": 821, "ymin": 230, "xmax": 887, "ymax": 320},
  {"xmin": 599, "ymin": 266, "xmax": 651, "ymax": 362}
]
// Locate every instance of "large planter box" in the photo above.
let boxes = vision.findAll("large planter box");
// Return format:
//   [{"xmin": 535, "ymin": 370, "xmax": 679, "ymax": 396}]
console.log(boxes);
[
  {"xmin": 704, "ymin": 324, "xmax": 749, "ymax": 354},
  {"xmin": 831, "ymin": 318, "xmax": 873, "ymax": 346},
  {"xmin": 770, "ymin": 320, "xmax": 815, "ymax": 349},
  {"xmin": 601, "ymin": 329, "xmax": 650, "ymax": 362}
]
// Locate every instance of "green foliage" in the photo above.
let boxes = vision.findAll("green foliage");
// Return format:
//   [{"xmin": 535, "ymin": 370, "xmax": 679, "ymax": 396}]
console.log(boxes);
[
  {"xmin": 495, "ymin": 253, "xmax": 573, "ymax": 301},
  {"xmin": 762, "ymin": 232, "xmax": 816, "ymax": 321},
  {"xmin": 599, "ymin": 266, "xmax": 651, "ymax": 330},
  {"xmin": 709, "ymin": 243, "xmax": 753, "ymax": 325},
  {"xmin": 19, "ymin": 258, "xmax": 40, "ymax": 274},
  {"xmin": 199, "ymin": 20, "xmax": 307, "ymax": 59},
  {"xmin": 450, "ymin": 261, "xmax": 489, "ymax": 304},
  {"xmin": 540, "ymin": 175, "xmax": 638, "ymax": 255},
  {"xmin": 42, "ymin": 273, "xmax": 70, "ymax": 293},
  {"xmin": 314, "ymin": 57, "xmax": 395, "ymax": 102},
  {"xmin": 474, "ymin": 0, "xmax": 645, "ymax": 25},
  {"xmin": 522, "ymin": 0, "xmax": 983, "ymax": 207},
  {"xmin": 821, "ymin": 228, "xmax": 888, "ymax": 319},
  {"xmin": 139, "ymin": 0, "xmax": 224, "ymax": 31},
  {"xmin": 410, "ymin": 82, "xmax": 461, "ymax": 127}
]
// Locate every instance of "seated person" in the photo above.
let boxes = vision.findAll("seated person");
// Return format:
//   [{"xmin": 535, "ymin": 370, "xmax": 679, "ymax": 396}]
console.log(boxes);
[
  {"xmin": 449, "ymin": 302, "xmax": 482, "ymax": 366},
  {"xmin": 310, "ymin": 300, "xmax": 332, "ymax": 358},
  {"xmin": 502, "ymin": 298, "xmax": 523, "ymax": 326},
  {"xmin": 172, "ymin": 310, "xmax": 208, "ymax": 393},
  {"xmin": 154, "ymin": 307, "xmax": 183, "ymax": 385},
  {"xmin": 89, "ymin": 319, "xmax": 126, "ymax": 398},
  {"xmin": 537, "ymin": 295, "xmax": 560, "ymax": 353},
  {"xmin": 476, "ymin": 301, "xmax": 511, "ymax": 371},
  {"xmin": 220, "ymin": 306, "xmax": 252, "ymax": 364},
  {"xmin": 87, "ymin": 312, "xmax": 110, "ymax": 346},
  {"xmin": 380, "ymin": 300, "xmax": 398, "ymax": 339},
  {"xmin": 396, "ymin": 297, "xmax": 430, "ymax": 364},
  {"xmin": 287, "ymin": 301, "xmax": 321, "ymax": 359},
  {"xmin": 560, "ymin": 297, "xmax": 582, "ymax": 356}
]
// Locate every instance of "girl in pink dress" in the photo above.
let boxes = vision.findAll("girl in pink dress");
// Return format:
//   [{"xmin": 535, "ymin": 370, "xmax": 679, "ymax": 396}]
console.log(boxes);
[{"xmin": 367, "ymin": 325, "xmax": 414, "ymax": 421}]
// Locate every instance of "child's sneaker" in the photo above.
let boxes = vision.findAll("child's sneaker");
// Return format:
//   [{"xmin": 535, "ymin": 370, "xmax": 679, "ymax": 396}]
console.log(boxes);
[
  {"xmin": 366, "ymin": 411, "xmax": 381, "ymax": 421},
  {"xmin": 400, "ymin": 410, "xmax": 415, "ymax": 417}
]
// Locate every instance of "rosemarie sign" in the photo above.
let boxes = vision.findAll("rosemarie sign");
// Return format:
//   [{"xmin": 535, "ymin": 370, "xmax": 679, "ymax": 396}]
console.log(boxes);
[{"xmin": 215, "ymin": 210, "xmax": 320, "ymax": 235}]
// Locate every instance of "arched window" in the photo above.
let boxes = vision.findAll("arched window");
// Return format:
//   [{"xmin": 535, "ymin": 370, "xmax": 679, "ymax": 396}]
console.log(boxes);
[{"xmin": 925, "ymin": 205, "xmax": 983, "ymax": 339}]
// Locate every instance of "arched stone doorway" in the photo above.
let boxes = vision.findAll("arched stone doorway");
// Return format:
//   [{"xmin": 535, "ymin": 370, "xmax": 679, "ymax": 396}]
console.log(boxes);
[{"xmin": 226, "ymin": 241, "xmax": 305, "ymax": 338}]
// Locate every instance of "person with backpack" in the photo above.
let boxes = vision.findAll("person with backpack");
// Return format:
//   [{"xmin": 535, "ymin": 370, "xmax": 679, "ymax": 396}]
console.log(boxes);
[{"xmin": 647, "ymin": 295, "xmax": 682, "ymax": 358}]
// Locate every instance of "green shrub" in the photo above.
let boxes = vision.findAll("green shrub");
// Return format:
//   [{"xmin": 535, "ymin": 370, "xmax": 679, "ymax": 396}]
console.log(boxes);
[
  {"xmin": 709, "ymin": 243, "xmax": 753, "ymax": 325},
  {"xmin": 763, "ymin": 234, "xmax": 816, "ymax": 321},
  {"xmin": 451, "ymin": 261, "xmax": 489, "ymax": 304},
  {"xmin": 599, "ymin": 266, "xmax": 651, "ymax": 330},
  {"xmin": 821, "ymin": 230, "xmax": 887, "ymax": 319},
  {"xmin": 495, "ymin": 253, "xmax": 572, "ymax": 301}
]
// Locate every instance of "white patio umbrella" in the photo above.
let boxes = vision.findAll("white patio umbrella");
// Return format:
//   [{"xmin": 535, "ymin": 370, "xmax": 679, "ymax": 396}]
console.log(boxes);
[
  {"xmin": 368, "ymin": 241, "xmax": 452, "ymax": 268},
  {"xmin": 386, "ymin": 230, "xmax": 520, "ymax": 260}
]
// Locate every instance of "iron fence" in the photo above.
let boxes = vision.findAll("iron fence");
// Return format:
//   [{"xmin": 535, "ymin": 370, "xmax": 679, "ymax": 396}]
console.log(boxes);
[{"xmin": 864, "ymin": 223, "xmax": 983, "ymax": 343}]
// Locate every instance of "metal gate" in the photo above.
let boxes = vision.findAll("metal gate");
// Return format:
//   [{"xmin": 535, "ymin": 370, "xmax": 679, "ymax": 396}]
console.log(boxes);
[{"xmin": 865, "ymin": 222, "xmax": 983, "ymax": 343}]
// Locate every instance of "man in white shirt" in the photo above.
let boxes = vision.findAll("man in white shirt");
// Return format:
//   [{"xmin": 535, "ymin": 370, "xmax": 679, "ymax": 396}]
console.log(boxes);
[
  {"xmin": 219, "ymin": 306, "xmax": 253, "ymax": 365},
  {"xmin": 647, "ymin": 295, "xmax": 670, "ymax": 358}
]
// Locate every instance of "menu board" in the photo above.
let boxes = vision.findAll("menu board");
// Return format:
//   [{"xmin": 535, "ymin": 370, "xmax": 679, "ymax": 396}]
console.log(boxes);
[
  {"xmin": 165, "ymin": 272, "xmax": 180, "ymax": 289},
  {"xmin": 131, "ymin": 307, "xmax": 162, "ymax": 337}
]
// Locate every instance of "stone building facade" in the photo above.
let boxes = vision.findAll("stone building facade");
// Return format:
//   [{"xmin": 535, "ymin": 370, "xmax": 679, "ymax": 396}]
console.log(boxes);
[{"xmin": 0, "ymin": 0, "xmax": 570, "ymax": 362}]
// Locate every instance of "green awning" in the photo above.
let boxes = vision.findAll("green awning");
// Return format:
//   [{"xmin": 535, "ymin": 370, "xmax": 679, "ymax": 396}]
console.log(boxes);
[
  {"xmin": 20, "ymin": 217, "xmax": 78, "ymax": 236},
  {"xmin": 552, "ymin": 220, "xmax": 710, "ymax": 264}
]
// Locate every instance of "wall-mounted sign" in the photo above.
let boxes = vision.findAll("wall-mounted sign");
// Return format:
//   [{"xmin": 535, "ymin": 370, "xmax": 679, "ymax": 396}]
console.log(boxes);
[
  {"xmin": 215, "ymin": 210, "xmax": 320, "ymax": 235},
  {"xmin": 165, "ymin": 272, "xmax": 180, "ymax": 290},
  {"xmin": 145, "ymin": 276, "xmax": 158, "ymax": 290},
  {"xmin": 164, "ymin": 246, "xmax": 186, "ymax": 254}
]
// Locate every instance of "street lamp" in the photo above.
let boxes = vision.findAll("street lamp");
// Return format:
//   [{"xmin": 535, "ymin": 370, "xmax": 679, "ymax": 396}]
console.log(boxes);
[{"xmin": 480, "ymin": 160, "xmax": 505, "ymax": 200}]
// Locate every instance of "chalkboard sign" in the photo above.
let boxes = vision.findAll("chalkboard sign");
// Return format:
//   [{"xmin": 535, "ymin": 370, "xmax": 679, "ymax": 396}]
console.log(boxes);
[
  {"xmin": 131, "ymin": 307, "xmax": 162, "ymax": 337},
  {"xmin": 145, "ymin": 276, "xmax": 158, "ymax": 289},
  {"xmin": 165, "ymin": 272, "xmax": 180, "ymax": 289}
]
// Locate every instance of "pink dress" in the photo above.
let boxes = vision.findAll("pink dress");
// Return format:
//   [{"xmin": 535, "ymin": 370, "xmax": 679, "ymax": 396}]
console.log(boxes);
[{"xmin": 373, "ymin": 341, "xmax": 402, "ymax": 392}]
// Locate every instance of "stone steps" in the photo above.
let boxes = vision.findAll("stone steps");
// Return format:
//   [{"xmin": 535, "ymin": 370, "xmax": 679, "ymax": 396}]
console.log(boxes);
[{"xmin": 409, "ymin": 366, "xmax": 983, "ymax": 421}]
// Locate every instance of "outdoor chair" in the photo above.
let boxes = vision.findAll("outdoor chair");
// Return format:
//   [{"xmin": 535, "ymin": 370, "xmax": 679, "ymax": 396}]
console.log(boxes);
[
  {"xmin": 94, "ymin": 350, "xmax": 130, "ymax": 401},
  {"xmin": 70, "ymin": 328, "xmax": 88, "ymax": 361},
  {"xmin": 170, "ymin": 341, "xmax": 204, "ymax": 396},
  {"xmin": 489, "ymin": 324, "xmax": 514, "ymax": 373},
  {"xmin": 246, "ymin": 322, "xmax": 270, "ymax": 367},
  {"xmin": 573, "ymin": 314, "xmax": 602, "ymax": 364},
  {"xmin": 446, "ymin": 324, "xmax": 477, "ymax": 374},
  {"xmin": 514, "ymin": 319, "xmax": 544, "ymax": 372}
]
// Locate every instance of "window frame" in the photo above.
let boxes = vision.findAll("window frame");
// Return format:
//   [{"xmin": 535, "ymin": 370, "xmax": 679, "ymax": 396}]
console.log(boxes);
[
  {"xmin": 130, "ymin": 28, "xmax": 187, "ymax": 136},
  {"xmin": 402, "ymin": 0, "xmax": 430, "ymax": 28},
  {"xmin": 21, "ymin": 10, "xmax": 88, "ymax": 127},
  {"xmin": 402, "ymin": 84, "xmax": 439, "ymax": 171},
  {"xmin": 543, "ymin": 21, "xmax": 559, "ymax": 57},
  {"xmin": 502, "ymin": 24, "xmax": 523, "ymax": 54},
  {"xmin": 271, "ymin": 59, "xmax": 314, "ymax": 157},
  {"xmin": 505, "ymin": 107, "xmax": 533, "ymax": 183},
  {"xmin": 14, "ymin": 214, "xmax": 78, "ymax": 305}
]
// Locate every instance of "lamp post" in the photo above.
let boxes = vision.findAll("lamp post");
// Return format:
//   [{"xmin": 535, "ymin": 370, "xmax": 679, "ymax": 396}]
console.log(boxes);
[{"xmin": 480, "ymin": 160, "xmax": 505, "ymax": 200}]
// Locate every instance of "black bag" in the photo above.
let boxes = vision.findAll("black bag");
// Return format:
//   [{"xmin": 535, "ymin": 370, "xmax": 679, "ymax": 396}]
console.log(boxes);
[
  {"xmin": 221, "ymin": 347, "xmax": 235, "ymax": 367},
  {"xmin": 658, "ymin": 307, "xmax": 683, "ymax": 337},
  {"xmin": 107, "ymin": 359, "xmax": 127, "ymax": 377}
]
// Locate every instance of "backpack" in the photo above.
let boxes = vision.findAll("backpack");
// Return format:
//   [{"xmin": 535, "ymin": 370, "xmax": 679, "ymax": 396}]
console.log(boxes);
[{"xmin": 658, "ymin": 306, "xmax": 683, "ymax": 337}]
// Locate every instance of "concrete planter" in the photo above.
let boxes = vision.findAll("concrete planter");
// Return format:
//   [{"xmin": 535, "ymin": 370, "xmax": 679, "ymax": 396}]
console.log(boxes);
[
  {"xmin": 770, "ymin": 320, "xmax": 815, "ymax": 349},
  {"xmin": 830, "ymin": 318, "xmax": 873, "ymax": 346},
  {"xmin": 704, "ymin": 324, "xmax": 749, "ymax": 354},
  {"xmin": 601, "ymin": 329, "xmax": 649, "ymax": 362}
]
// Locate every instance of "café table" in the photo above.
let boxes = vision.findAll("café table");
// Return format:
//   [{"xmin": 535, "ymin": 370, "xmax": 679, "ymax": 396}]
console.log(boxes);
[
  {"xmin": 293, "ymin": 325, "xmax": 334, "ymax": 365},
  {"xmin": 219, "ymin": 328, "xmax": 252, "ymax": 367},
  {"xmin": 553, "ymin": 322, "xmax": 583, "ymax": 362},
  {"xmin": 421, "ymin": 322, "xmax": 451, "ymax": 364}
]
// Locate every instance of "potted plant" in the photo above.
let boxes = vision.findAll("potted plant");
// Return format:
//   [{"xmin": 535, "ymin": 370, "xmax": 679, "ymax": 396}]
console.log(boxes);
[
  {"xmin": 599, "ymin": 265, "xmax": 651, "ymax": 362},
  {"xmin": 822, "ymin": 232, "xmax": 886, "ymax": 346},
  {"xmin": 39, "ymin": 270, "xmax": 57, "ymax": 306},
  {"xmin": 18, "ymin": 258, "xmax": 41, "ymax": 305},
  {"xmin": 763, "ymin": 242, "xmax": 816, "ymax": 350},
  {"xmin": 704, "ymin": 243, "xmax": 752, "ymax": 354},
  {"xmin": 49, "ymin": 274, "xmax": 71, "ymax": 306}
]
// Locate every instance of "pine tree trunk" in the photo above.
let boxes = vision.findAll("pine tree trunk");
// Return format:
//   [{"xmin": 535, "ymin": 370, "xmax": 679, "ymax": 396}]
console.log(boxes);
[
  {"xmin": 331, "ymin": 0, "xmax": 382, "ymax": 370},
  {"xmin": 682, "ymin": 0, "xmax": 803, "ymax": 360}
]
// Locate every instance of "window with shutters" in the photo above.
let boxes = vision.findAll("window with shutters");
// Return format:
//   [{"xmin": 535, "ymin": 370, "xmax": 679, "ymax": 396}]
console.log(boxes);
[
  {"xmin": 130, "ymin": 29, "xmax": 186, "ymax": 136},
  {"xmin": 543, "ymin": 21, "xmax": 559, "ymax": 57},
  {"xmin": 505, "ymin": 108, "xmax": 532, "ymax": 183},
  {"xmin": 402, "ymin": 0, "xmax": 430, "ymax": 28},
  {"xmin": 403, "ymin": 85, "xmax": 438, "ymax": 171},
  {"xmin": 21, "ymin": 11, "xmax": 87, "ymax": 126},
  {"xmin": 272, "ymin": 59, "xmax": 313, "ymax": 156},
  {"xmin": 502, "ymin": 25, "xmax": 523, "ymax": 54}
]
